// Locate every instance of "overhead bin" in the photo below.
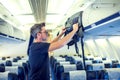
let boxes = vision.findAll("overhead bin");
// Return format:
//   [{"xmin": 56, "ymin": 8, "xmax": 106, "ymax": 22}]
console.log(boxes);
[
  {"xmin": 0, "ymin": 18, "xmax": 25, "ymax": 42},
  {"xmin": 84, "ymin": 11, "xmax": 120, "ymax": 38},
  {"xmin": 0, "ymin": 4, "xmax": 25, "ymax": 42}
]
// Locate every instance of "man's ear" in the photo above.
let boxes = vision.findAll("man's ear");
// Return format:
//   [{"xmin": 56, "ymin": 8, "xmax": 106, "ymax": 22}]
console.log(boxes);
[{"xmin": 37, "ymin": 32, "xmax": 41, "ymax": 38}]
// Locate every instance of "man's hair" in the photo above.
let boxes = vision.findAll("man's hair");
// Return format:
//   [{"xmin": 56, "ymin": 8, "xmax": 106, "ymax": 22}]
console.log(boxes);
[{"xmin": 30, "ymin": 22, "xmax": 45, "ymax": 38}]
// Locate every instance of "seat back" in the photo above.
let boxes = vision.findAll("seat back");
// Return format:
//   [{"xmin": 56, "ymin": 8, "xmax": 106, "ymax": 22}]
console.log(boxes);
[{"xmin": 106, "ymin": 68, "xmax": 120, "ymax": 80}]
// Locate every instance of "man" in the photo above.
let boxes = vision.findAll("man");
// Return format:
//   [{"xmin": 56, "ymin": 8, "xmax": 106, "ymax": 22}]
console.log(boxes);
[{"xmin": 29, "ymin": 22, "xmax": 78, "ymax": 80}]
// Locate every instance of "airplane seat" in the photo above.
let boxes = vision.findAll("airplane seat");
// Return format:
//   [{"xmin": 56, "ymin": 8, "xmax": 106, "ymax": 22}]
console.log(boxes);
[
  {"xmin": 61, "ymin": 71, "xmax": 69, "ymax": 80},
  {"xmin": 18, "ymin": 66, "xmax": 26, "ymax": 80},
  {"xmin": 13, "ymin": 58, "xmax": 18, "ymax": 62},
  {"xmin": 2, "ymin": 57, "xmax": 6, "ymax": 60},
  {"xmin": 22, "ymin": 62, "xmax": 29, "ymax": 75},
  {"xmin": 0, "ymin": 63, "xmax": 5, "ymax": 66},
  {"xmin": 78, "ymin": 54, "xmax": 82, "ymax": 57},
  {"xmin": 105, "ymin": 68, "xmax": 120, "ymax": 80},
  {"xmin": 71, "ymin": 57, "xmax": 83, "ymax": 64},
  {"xmin": 50, "ymin": 56, "xmax": 56, "ymax": 67},
  {"xmin": 0, "ymin": 71, "xmax": 18, "ymax": 80},
  {"xmin": 86, "ymin": 63, "xmax": 104, "ymax": 71},
  {"xmin": 85, "ymin": 58, "xmax": 88, "ymax": 60},
  {"xmin": 104, "ymin": 63, "xmax": 112, "ymax": 68},
  {"xmin": 0, "ymin": 65, "xmax": 5, "ymax": 72},
  {"xmin": 61, "ymin": 70, "xmax": 86, "ymax": 80},
  {"xmin": 59, "ymin": 55, "xmax": 64, "ymax": 58},
  {"xmin": 112, "ymin": 59, "xmax": 119, "ymax": 64},
  {"xmin": 85, "ymin": 60, "xmax": 92, "ymax": 66},
  {"xmin": 12, "ymin": 62, "xmax": 23, "ymax": 67},
  {"xmin": 85, "ymin": 56, "xmax": 94, "ymax": 60},
  {"xmin": 102, "ymin": 57, "xmax": 106, "ymax": 60},
  {"xmin": 92, "ymin": 60, "xmax": 102, "ymax": 63},
  {"xmin": 18, "ymin": 60, "xmax": 27, "ymax": 63},
  {"xmin": 62, "ymin": 55, "xmax": 68, "ymax": 58},
  {"xmin": 89, "ymin": 58, "xmax": 94, "ymax": 60},
  {"xmin": 16, "ymin": 56, "xmax": 21, "ymax": 60},
  {"xmin": 53, "ymin": 58, "xmax": 66, "ymax": 69},
  {"xmin": 5, "ymin": 66, "xmax": 25, "ymax": 80},
  {"xmin": 54, "ymin": 61, "xmax": 71, "ymax": 73},
  {"xmin": 8, "ymin": 72, "xmax": 18, "ymax": 80},
  {"xmin": 103, "ymin": 60, "xmax": 112, "ymax": 68},
  {"xmin": 56, "ymin": 64, "xmax": 83, "ymax": 80},
  {"xmin": 50, "ymin": 56, "xmax": 54, "ymax": 64},
  {"xmin": 112, "ymin": 63, "xmax": 120, "ymax": 68},
  {"xmin": 6, "ymin": 60, "xmax": 12, "ymax": 66},
  {"xmin": 65, "ymin": 56, "xmax": 72, "ymax": 61},
  {"xmin": 87, "ymin": 70, "xmax": 108, "ymax": 80}
]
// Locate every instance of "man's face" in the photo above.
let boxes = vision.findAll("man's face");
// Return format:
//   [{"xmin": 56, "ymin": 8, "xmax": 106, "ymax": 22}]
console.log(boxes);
[{"xmin": 40, "ymin": 26, "xmax": 48, "ymax": 41}]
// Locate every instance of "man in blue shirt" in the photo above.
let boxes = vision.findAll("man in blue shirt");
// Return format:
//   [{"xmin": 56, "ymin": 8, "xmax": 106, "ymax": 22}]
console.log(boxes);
[{"xmin": 29, "ymin": 22, "xmax": 78, "ymax": 80}]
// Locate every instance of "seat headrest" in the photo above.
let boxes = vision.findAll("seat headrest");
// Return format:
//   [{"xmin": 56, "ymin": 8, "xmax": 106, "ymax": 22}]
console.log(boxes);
[
  {"xmin": 8, "ymin": 73, "xmax": 18, "ymax": 80},
  {"xmin": 0, "ymin": 65, "xmax": 5, "ymax": 72},
  {"xmin": 5, "ymin": 66, "xmax": 18, "ymax": 75},
  {"xmin": 106, "ymin": 68, "xmax": 120, "ymax": 80},
  {"xmin": 69, "ymin": 70, "xmax": 86, "ymax": 80},
  {"xmin": 6, "ymin": 60, "xmax": 12, "ymax": 66},
  {"xmin": 0, "ymin": 71, "xmax": 9, "ymax": 79}
]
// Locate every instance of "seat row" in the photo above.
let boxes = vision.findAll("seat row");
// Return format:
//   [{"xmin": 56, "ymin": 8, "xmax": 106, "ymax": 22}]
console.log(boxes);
[{"xmin": 50, "ymin": 55, "xmax": 120, "ymax": 80}]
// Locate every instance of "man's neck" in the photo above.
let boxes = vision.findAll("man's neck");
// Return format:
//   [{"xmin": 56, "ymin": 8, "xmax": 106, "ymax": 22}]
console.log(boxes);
[
  {"xmin": 34, "ymin": 39, "xmax": 46, "ymax": 43},
  {"xmin": 34, "ymin": 38, "xmax": 41, "ymax": 43}
]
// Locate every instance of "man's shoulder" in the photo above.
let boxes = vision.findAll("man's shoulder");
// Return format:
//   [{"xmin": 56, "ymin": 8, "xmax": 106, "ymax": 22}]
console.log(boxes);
[{"xmin": 31, "ymin": 42, "xmax": 50, "ymax": 49}]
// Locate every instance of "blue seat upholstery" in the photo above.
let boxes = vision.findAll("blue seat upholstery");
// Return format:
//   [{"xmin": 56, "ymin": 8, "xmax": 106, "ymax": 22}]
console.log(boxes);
[
  {"xmin": 56, "ymin": 64, "xmax": 83, "ymax": 80},
  {"xmin": 86, "ymin": 63, "xmax": 104, "ymax": 71},
  {"xmin": 104, "ymin": 63, "xmax": 112, "ymax": 68},
  {"xmin": 54, "ymin": 61, "xmax": 71, "ymax": 73},
  {"xmin": 5, "ymin": 66, "xmax": 25, "ymax": 80},
  {"xmin": 87, "ymin": 70, "xmax": 108, "ymax": 80},
  {"xmin": 112, "ymin": 63, "xmax": 120, "ymax": 68},
  {"xmin": 0, "ymin": 65, "xmax": 5, "ymax": 72},
  {"xmin": 6, "ymin": 60, "xmax": 12, "ymax": 66}
]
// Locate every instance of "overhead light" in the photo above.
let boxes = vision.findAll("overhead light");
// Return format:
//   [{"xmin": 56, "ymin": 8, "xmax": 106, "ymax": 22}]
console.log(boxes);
[
  {"xmin": 80, "ymin": 0, "xmax": 95, "ymax": 11},
  {"xmin": 92, "ymin": 3, "xmax": 115, "ymax": 9},
  {"xmin": 47, "ymin": 0, "xmax": 75, "ymax": 15},
  {"xmin": 46, "ymin": 15, "xmax": 63, "ymax": 24},
  {"xmin": 0, "ymin": 0, "xmax": 32, "ymax": 15},
  {"xmin": 15, "ymin": 15, "xmax": 35, "ymax": 25}
]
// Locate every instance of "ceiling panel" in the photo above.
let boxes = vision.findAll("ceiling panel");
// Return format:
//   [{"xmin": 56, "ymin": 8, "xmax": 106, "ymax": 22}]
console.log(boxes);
[
  {"xmin": 47, "ymin": 0, "xmax": 75, "ymax": 14},
  {"xmin": 15, "ymin": 15, "xmax": 35, "ymax": 25},
  {"xmin": 0, "ymin": 0, "xmax": 32, "ymax": 15}
]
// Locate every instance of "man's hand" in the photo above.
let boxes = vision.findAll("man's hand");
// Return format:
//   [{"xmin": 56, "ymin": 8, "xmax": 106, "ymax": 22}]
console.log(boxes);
[
  {"xmin": 73, "ymin": 23, "xmax": 79, "ymax": 32},
  {"xmin": 61, "ymin": 27, "xmax": 66, "ymax": 34}
]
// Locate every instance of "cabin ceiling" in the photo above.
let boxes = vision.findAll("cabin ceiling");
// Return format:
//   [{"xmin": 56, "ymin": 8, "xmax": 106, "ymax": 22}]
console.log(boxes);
[
  {"xmin": 0, "ymin": 0, "xmax": 88, "ymax": 29},
  {"xmin": 0, "ymin": 0, "xmax": 119, "ymax": 26},
  {"xmin": 0, "ymin": 0, "xmax": 120, "ymax": 38}
]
